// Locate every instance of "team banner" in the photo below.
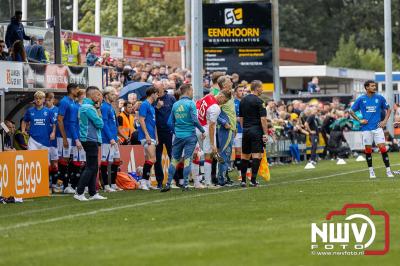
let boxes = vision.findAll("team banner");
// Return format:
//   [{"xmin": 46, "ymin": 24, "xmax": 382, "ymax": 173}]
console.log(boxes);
[
  {"xmin": 203, "ymin": 2, "xmax": 273, "ymax": 91},
  {"xmin": 23, "ymin": 63, "xmax": 88, "ymax": 90},
  {"xmin": 0, "ymin": 150, "xmax": 50, "ymax": 198},
  {"xmin": 0, "ymin": 61, "xmax": 24, "ymax": 89},
  {"xmin": 145, "ymin": 42, "xmax": 165, "ymax": 61},
  {"xmin": 124, "ymin": 40, "xmax": 146, "ymax": 59}
]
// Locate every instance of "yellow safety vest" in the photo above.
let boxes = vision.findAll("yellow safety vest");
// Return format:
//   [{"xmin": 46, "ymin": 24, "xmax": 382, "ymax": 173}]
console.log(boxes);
[{"xmin": 61, "ymin": 40, "xmax": 80, "ymax": 65}]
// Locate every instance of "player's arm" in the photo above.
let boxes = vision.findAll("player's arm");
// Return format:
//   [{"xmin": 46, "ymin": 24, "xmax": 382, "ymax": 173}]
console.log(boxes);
[
  {"xmin": 139, "ymin": 116, "xmax": 151, "ymax": 140},
  {"xmin": 379, "ymin": 107, "xmax": 391, "ymax": 128},
  {"xmin": 21, "ymin": 111, "xmax": 30, "ymax": 135},
  {"xmin": 209, "ymin": 121, "xmax": 217, "ymax": 152},
  {"xmin": 190, "ymin": 103, "xmax": 205, "ymax": 134}
]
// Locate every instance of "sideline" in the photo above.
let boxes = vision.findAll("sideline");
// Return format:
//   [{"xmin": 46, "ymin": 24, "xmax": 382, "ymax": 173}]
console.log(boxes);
[{"xmin": 1, "ymin": 164, "xmax": 397, "ymax": 231}]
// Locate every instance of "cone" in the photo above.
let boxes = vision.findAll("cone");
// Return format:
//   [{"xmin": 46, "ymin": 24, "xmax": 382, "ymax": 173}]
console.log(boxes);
[
  {"xmin": 337, "ymin": 158, "xmax": 347, "ymax": 165},
  {"xmin": 356, "ymin": 155, "xmax": 366, "ymax": 162},
  {"xmin": 304, "ymin": 162, "xmax": 315, "ymax": 169}
]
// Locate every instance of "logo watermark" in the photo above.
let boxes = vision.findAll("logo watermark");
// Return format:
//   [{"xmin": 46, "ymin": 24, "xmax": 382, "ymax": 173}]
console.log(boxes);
[{"xmin": 311, "ymin": 204, "xmax": 389, "ymax": 256}]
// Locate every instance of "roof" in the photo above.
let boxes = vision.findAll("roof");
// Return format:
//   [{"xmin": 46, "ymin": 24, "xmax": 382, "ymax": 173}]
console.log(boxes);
[
  {"xmin": 375, "ymin": 72, "xmax": 400, "ymax": 82},
  {"xmin": 280, "ymin": 65, "xmax": 375, "ymax": 80}
]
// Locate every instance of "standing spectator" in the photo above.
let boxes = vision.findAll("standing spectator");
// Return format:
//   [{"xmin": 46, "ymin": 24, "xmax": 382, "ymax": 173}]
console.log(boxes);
[
  {"xmin": 239, "ymin": 80, "xmax": 269, "ymax": 187},
  {"xmin": 0, "ymin": 40, "xmax": 8, "ymax": 60},
  {"xmin": 97, "ymin": 51, "xmax": 111, "ymax": 66},
  {"xmin": 5, "ymin": 11, "xmax": 30, "ymax": 49},
  {"xmin": 231, "ymin": 73, "xmax": 240, "ymax": 88},
  {"xmin": 118, "ymin": 102, "xmax": 135, "ymax": 145},
  {"xmin": 307, "ymin": 77, "xmax": 320, "ymax": 94},
  {"xmin": 86, "ymin": 43, "xmax": 99, "ymax": 66},
  {"xmin": 137, "ymin": 87, "xmax": 159, "ymax": 190},
  {"xmin": 154, "ymin": 80, "xmax": 176, "ymax": 189},
  {"xmin": 210, "ymin": 71, "xmax": 224, "ymax": 96},
  {"xmin": 100, "ymin": 87, "xmax": 123, "ymax": 192},
  {"xmin": 75, "ymin": 86, "xmax": 106, "ymax": 201},
  {"xmin": 61, "ymin": 31, "xmax": 81, "ymax": 66},
  {"xmin": 159, "ymin": 65, "xmax": 168, "ymax": 79},
  {"xmin": 304, "ymin": 107, "xmax": 319, "ymax": 164},
  {"xmin": 8, "ymin": 40, "xmax": 27, "ymax": 62}
]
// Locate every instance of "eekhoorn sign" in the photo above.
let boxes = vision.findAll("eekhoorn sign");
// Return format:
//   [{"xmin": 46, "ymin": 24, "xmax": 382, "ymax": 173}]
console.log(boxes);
[{"xmin": 203, "ymin": 2, "xmax": 273, "ymax": 91}]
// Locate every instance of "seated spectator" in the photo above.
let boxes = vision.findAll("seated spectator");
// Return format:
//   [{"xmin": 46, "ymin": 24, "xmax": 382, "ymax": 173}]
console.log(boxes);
[
  {"xmin": 26, "ymin": 37, "xmax": 47, "ymax": 63},
  {"xmin": 14, "ymin": 118, "xmax": 29, "ymax": 150},
  {"xmin": 307, "ymin": 77, "xmax": 320, "ymax": 93},
  {"xmin": 8, "ymin": 40, "xmax": 27, "ymax": 62},
  {"xmin": 0, "ymin": 39, "xmax": 9, "ymax": 60},
  {"xmin": 86, "ymin": 43, "xmax": 99, "ymax": 66},
  {"xmin": 3, "ymin": 120, "xmax": 16, "ymax": 151}
]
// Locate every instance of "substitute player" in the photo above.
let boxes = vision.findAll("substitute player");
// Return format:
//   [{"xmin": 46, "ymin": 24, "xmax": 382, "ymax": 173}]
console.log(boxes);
[
  {"xmin": 58, "ymin": 83, "xmax": 80, "ymax": 194},
  {"xmin": 138, "ymin": 87, "xmax": 159, "ymax": 190},
  {"xmin": 350, "ymin": 80, "xmax": 393, "ymax": 178},
  {"xmin": 100, "ymin": 87, "xmax": 123, "ymax": 192},
  {"xmin": 21, "ymin": 91, "xmax": 56, "ymax": 156},
  {"xmin": 239, "ymin": 80, "xmax": 269, "ymax": 187},
  {"xmin": 233, "ymin": 85, "xmax": 244, "ymax": 172},
  {"xmin": 195, "ymin": 89, "xmax": 231, "ymax": 187}
]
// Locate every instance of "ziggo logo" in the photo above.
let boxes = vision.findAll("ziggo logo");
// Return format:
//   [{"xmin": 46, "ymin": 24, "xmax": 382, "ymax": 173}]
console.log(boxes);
[{"xmin": 0, "ymin": 155, "xmax": 43, "ymax": 196}]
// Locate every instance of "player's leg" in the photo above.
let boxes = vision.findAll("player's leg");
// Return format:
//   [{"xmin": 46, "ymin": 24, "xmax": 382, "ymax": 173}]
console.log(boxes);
[
  {"xmin": 141, "ymin": 141, "xmax": 156, "ymax": 190},
  {"xmin": 233, "ymin": 133, "xmax": 242, "ymax": 171},
  {"xmin": 249, "ymin": 131, "xmax": 264, "ymax": 187},
  {"xmin": 111, "ymin": 144, "xmax": 123, "ymax": 191},
  {"xmin": 362, "ymin": 130, "xmax": 375, "ymax": 178},
  {"xmin": 375, "ymin": 128, "xmax": 393, "ymax": 177},
  {"xmin": 161, "ymin": 137, "xmax": 184, "ymax": 192},
  {"xmin": 240, "ymin": 129, "xmax": 252, "ymax": 186},
  {"xmin": 100, "ymin": 143, "xmax": 113, "ymax": 192}
]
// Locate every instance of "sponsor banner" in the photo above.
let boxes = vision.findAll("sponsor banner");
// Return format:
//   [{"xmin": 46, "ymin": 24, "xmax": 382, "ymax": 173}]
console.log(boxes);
[
  {"xmin": 203, "ymin": 47, "xmax": 273, "ymax": 91},
  {"xmin": 88, "ymin": 67, "xmax": 103, "ymax": 89},
  {"xmin": 0, "ymin": 150, "xmax": 50, "ymax": 198},
  {"xmin": 101, "ymin": 37, "xmax": 124, "ymax": 58},
  {"xmin": 74, "ymin": 32, "xmax": 101, "ymax": 63},
  {"xmin": 203, "ymin": 3, "xmax": 272, "ymax": 47},
  {"xmin": 145, "ymin": 42, "xmax": 164, "ymax": 61},
  {"xmin": 0, "ymin": 62, "xmax": 23, "ymax": 89},
  {"xmin": 23, "ymin": 63, "xmax": 88, "ymax": 90},
  {"xmin": 124, "ymin": 39, "xmax": 146, "ymax": 59}
]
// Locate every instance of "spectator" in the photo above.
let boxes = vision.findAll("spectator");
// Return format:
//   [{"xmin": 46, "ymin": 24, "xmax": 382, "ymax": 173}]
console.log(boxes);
[
  {"xmin": 26, "ymin": 37, "xmax": 47, "ymax": 63},
  {"xmin": 37, "ymin": 36, "xmax": 50, "ymax": 62},
  {"xmin": 97, "ymin": 51, "xmax": 111, "ymax": 66},
  {"xmin": 231, "ymin": 73, "xmax": 240, "ymax": 88},
  {"xmin": 14, "ymin": 118, "xmax": 29, "ymax": 150},
  {"xmin": 159, "ymin": 65, "xmax": 168, "ymax": 79},
  {"xmin": 118, "ymin": 101, "xmax": 135, "ymax": 145},
  {"xmin": 307, "ymin": 77, "xmax": 320, "ymax": 94},
  {"xmin": 5, "ymin": 10, "xmax": 30, "ymax": 49},
  {"xmin": 304, "ymin": 107, "xmax": 319, "ymax": 164},
  {"xmin": 8, "ymin": 40, "xmax": 27, "ymax": 62},
  {"xmin": 3, "ymin": 120, "xmax": 16, "ymax": 151},
  {"xmin": 86, "ymin": 43, "xmax": 99, "ymax": 66},
  {"xmin": 0, "ymin": 40, "xmax": 8, "ymax": 60},
  {"xmin": 61, "ymin": 31, "xmax": 81, "ymax": 66}
]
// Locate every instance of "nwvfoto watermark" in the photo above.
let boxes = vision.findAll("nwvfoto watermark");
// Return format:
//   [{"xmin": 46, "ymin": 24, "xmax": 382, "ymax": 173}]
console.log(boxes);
[{"xmin": 310, "ymin": 204, "xmax": 389, "ymax": 256}]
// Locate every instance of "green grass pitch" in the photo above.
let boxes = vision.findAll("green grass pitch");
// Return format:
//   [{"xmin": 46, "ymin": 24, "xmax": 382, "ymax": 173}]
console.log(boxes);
[{"xmin": 1, "ymin": 153, "xmax": 400, "ymax": 266}]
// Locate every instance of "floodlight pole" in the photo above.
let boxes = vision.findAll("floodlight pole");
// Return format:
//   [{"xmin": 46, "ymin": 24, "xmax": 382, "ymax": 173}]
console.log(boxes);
[
  {"xmin": 191, "ymin": 0, "xmax": 203, "ymax": 100},
  {"xmin": 53, "ymin": 0, "xmax": 62, "ymax": 64},
  {"xmin": 384, "ymin": 0, "xmax": 393, "ymax": 135},
  {"xmin": 95, "ymin": 0, "xmax": 100, "ymax": 34},
  {"xmin": 271, "ymin": 0, "xmax": 280, "ymax": 102},
  {"xmin": 73, "ymin": 0, "xmax": 78, "ymax": 31},
  {"xmin": 118, "ymin": 0, "xmax": 123, "ymax": 37}
]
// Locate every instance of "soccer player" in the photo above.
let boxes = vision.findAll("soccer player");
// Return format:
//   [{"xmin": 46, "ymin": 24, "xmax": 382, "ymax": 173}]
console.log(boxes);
[
  {"xmin": 233, "ymin": 85, "xmax": 244, "ymax": 171},
  {"xmin": 100, "ymin": 87, "xmax": 123, "ymax": 192},
  {"xmin": 239, "ymin": 80, "xmax": 269, "ymax": 187},
  {"xmin": 161, "ymin": 84, "xmax": 205, "ymax": 192},
  {"xmin": 45, "ymin": 92, "xmax": 61, "ymax": 192},
  {"xmin": 70, "ymin": 89, "xmax": 87, "ymax": 190},
  {"xmin": 21, "ymin": 91, "xmax": 56, "ymax": 156},
  {"xmin": 137, "ymin": 87, "xmax": 159, "ymax": 190},
  {"xmin": 57, "ymin": 83, "xmax": 80, "ymax": 194},
  {"xmin": 350, "ymin": 80, "xmax": 393, "ymax": 178},
  {"xmin": 194, "ymin": 89, "xmax": 231, "ymax": 187}
]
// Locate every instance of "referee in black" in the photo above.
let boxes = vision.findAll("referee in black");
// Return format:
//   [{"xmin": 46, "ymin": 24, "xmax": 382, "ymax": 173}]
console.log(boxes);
[{"xmin": 239, "ymin": 80, "xmax": 269, "ymax": 187}]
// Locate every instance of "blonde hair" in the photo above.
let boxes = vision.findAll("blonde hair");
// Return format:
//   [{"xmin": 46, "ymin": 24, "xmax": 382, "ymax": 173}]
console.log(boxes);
[{"xmin": 34, "ymin": 91, "xmax": 45, "ymax": 98}]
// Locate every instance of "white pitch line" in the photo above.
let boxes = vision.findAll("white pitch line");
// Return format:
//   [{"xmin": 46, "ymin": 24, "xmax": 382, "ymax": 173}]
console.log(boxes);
[{"xmin": 1, "ymin": 164, "xmax": 397, "ymax": 231}]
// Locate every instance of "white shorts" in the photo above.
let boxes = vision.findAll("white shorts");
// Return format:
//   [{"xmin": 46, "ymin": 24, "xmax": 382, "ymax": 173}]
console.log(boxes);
[
  {"xmin": 140, "ymin": 139, "xmax": 157, "ymax": 148},
  {"xmin": 233, "ymin": 133, "xmax": 242, "ymax": 148},
  {"xmin": 196, "ymin": 126, "xmax": 215, "ymax": 154},
  {"xmin": 28, "ymin": 137, "xmax": 50, "ymax": 162},
  {"xmin": 101, "ymin": 143, "xmax": 121, "ymax": 162},
  {"xmin": 362, "ymin": 128, "xmax": 385, "ymax": 146},
  {"xmin": 57, "ymin": 137, "xmax": 72, "ymax": 158},
  {"xmin": 72, "ymin": 146, "xmax": 87, "ymax": 162},
  {"xmin": 49, "ymin": 146, "xmax": 59, "ymax": 161}
]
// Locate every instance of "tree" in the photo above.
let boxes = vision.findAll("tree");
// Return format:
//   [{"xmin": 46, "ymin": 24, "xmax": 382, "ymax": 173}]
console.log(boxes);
[{"xmin": 329, "ymin": 35, "xmax": 361, "ymax": 69}]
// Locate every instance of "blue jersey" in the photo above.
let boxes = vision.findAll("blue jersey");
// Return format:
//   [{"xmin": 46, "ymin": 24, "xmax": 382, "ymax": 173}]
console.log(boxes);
[
  {"xmin": 48, "ymin": 106, "xmax": 58, "ymax": 147},
  {"xmin": 138, "ymin": 100, "xmax": 156, "ymax": 140},
  {"xmin": 58, "ymin": 96, "xmax": 79, "ymax": 140},
  {"xmin": 24, "ymin": 106, "xmax": 54, "ymax": 147},
  {"xmin": 101, "ymin": 101, "xmax": 118, "ymax": 143},
  {"xmin": 351, "ymin": 93, "xmax": 389, "ymax": 131},
  {"xmin": 234, "ymin": 98, "xmax": 242, "ymax": 133}
]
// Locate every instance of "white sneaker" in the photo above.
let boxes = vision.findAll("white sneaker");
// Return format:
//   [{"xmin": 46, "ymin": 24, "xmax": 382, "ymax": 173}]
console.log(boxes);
[
  {"xmin": 64, "ymin": 185, "xmax": 76, "ymax": 194},
  {"xmin": 206, "ymin": 183, "xmax": 220, "ymax": 189},
  {"xmin": 111, "ymin": 184, "xmax": 123, "ymax": 191},
  {"xmin": 89, "ymin": 193, "xmax": 107, "ymax": 200},
  {"xmin": 84, "ymin": 186, "xmax": 88, "ymax": 193},
  {"xmin": 104, "ymin": 185, "xmax": 116, "ymax": 192},
  {"xmin": 139, "ymin": 179, "xmax": 149, "ymax": 190},
  {"xmin": 194, "ymin": 183, "xmax": 205, "ymax": 189},
  {"xmin": 74, "ymin": 193, "xmax": 88, "ymax": 201},
  {"xmin": 369, "ymin": 169, "xmax": 376, "ymax": 179},
  {"xmin": 387, "ymin": 171, "xmax": 394, "ymax": 178}
]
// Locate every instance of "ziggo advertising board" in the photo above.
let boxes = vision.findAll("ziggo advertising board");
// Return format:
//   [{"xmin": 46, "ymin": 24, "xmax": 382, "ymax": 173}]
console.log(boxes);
[{"xmin": 0, "ymin": 150, "xmax": 49, "ymax": 198}]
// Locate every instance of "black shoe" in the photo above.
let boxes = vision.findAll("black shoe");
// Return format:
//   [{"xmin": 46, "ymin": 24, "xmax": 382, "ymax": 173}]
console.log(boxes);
[
  {"xmin": 249, "ymin": 181, "xmax": 259, "ymax": 187},
  {"xmin": 160, "ymin": 185, "xmax": 171, "ymax": 193},
  {"xmin": 182, "ymin": 186, "xmax": 190, "ymax": 191},
  {"xmin": 240, "ymin": 181, "xmax": 247, "ymax": 188}
]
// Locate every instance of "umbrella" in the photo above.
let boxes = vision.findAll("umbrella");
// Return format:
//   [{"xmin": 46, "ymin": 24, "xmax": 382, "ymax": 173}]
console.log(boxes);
[{"xmin": 119, "ymin": 82, "xmax": 152, "ymax": 100}]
